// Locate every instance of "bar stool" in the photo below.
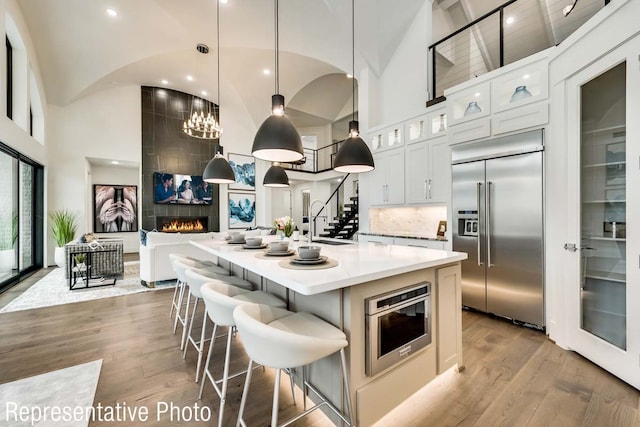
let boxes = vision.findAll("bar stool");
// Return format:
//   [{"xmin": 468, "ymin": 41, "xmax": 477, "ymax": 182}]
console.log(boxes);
[
  {"xmin": 233, "ymin": 303, "xmax": 354, "ymax": 427},
  {"xmin": 169, "ymin": 254, "xmax": 229, "ymax": 324},
  {"xmin": 198, "ymin": 281, "xmax": 289, "ymax": 427},
  {"xmin": 182, "ymin": 268, "xmax": 254, "ymax": 382},
  {"xmin": 169, "ymin": 255, "xmax": 231, "ymax": 339}
]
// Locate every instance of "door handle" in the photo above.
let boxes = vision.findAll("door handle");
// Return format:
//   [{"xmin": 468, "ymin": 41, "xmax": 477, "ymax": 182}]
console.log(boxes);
[
  {"xmin": 477, "ymin": 182, "xmax": 483, "ymax": 266},
  {"xmin": 424, "ymin": 180, "xmax": 428, "ymax": 199},
  {"xmin": 487, "ymin": 181, "xmax": 493, "ymax": 267},
  {"xmin": 564, "ymin": 243, "xmax": 578, "ymax": 252},
  {"xmin": 428, "ymin": 179, "xmax": 432, "ymax": 199}
]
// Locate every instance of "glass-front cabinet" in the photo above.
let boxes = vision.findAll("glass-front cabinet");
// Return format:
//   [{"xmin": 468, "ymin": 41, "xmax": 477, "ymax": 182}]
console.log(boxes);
[{"xmin": 579, "ymin": 62, "xmax": 626, "ymax": 350}]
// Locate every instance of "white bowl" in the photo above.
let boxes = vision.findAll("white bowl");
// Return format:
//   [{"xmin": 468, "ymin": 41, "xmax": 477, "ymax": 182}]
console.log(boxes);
[
  {"xmin": 245, "ymin": 237, "xmax": 263, "ymax": 247},
  {"xmin": 297, "ymin": 245, "xmax": 321, "ymax": 260},
  {"xmin": 268, "ymin": 241, "xmax": 289, "ymax": 252}
]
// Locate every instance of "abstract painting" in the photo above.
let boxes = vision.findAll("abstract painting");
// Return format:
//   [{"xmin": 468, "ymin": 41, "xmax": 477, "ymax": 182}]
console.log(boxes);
[
  {"xmin": 229, "ymin": 153, "xmax": 255, "ymax": 191},
  {"xmin": 229, "ymin": 192, "xmax": 256, "ymax": 229},
  {"xmin": 93, "ymin": 185, "xmax": 138, "ymax": 232}
]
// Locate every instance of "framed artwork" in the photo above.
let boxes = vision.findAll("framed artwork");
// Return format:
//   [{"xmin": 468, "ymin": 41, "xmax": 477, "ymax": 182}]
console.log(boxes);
[
  {"xmin": 93, "ymin": 185, "xmax": 138, "ymax": 232},
  {"xmin": 229, "ymin": 192, "xmax": 256, "ymax": 229},
  {"xmin": 229, "ymin": 153, "xmax": 256, "ymax": 191}
]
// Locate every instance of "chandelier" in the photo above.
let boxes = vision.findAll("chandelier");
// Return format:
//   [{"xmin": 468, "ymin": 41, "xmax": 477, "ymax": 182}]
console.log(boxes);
[
  {"xmin": 182, "ymin": 43, "xmax": 222, "ymax": 140},
  {"xmin": 182, "ymin": 103, "xmax": 221, "ymax": 139}
]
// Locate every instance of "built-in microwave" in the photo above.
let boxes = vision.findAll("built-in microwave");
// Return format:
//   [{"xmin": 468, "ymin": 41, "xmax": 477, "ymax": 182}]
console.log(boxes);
[{"xmin": 365, "ymin": 283, "xmax": 431, "ymax": 376}]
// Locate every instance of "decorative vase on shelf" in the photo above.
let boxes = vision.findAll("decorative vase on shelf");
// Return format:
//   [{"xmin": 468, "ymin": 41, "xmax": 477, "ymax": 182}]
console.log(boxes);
[
  {"xmin": 438, "ymin": 113, "xmax": 447, "ymax": 132},
  {"xmin": 510, "ymin": 85, "xmax": 532, "ymax": 103},
  {"xmin": 464, "ymin": 101, "xmax": 482, "ymax": 117}
]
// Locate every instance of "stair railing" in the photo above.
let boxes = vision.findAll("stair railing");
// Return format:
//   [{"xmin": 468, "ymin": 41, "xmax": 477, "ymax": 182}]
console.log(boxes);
[{"xmin": 312, "ymin": 174, "xmax": 358, "ymax": 238}]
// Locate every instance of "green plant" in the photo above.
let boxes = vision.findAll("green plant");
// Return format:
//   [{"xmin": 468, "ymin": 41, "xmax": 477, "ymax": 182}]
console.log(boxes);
[
  {"xmin": 0, "ymin": 212, "xmax": 18, "ymax": 251},
  {"xmin": 74, "ymin": 253, "xmax": 86, "ymax": 264},
  {"xmin": 49, "ymin": 209, "xmax": 78, "ymax": 247}
]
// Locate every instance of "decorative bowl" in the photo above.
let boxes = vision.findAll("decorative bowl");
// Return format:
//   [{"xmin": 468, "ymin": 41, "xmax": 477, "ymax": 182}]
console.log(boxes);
[
  {"xmin": 245, "ymin": 237, "xmax": 263, "ymax": 247},
  {"xmin": 230, "ymin": 233, "xmax": 245, "ymax": 243},
  {"xmin": 297, "ymin": 245, "xmax": 321, "ymax": 260},
  {"xmin": 268, "ymin": 241, "xmax": 289, "ymax": 252}
]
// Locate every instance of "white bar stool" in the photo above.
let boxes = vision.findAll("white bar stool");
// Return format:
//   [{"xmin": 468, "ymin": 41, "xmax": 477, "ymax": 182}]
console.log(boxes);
[
  {"xmin": 169, "ymin": 254, "xmax": 229, "ymax": 326},
  {"xmin": 182, "ymin": 267, "xmax": 254, "ymax": 382},
  {"xmin": 170, "ymin": 256, "xmax": 231, "ymax": 341},
  {"xmin": 198, "ymin": 281, "xmax": 288, "ymax": 427},
  {"xmin": 233, "ymin": 303, "xmax": 354, "ymax": 427}
]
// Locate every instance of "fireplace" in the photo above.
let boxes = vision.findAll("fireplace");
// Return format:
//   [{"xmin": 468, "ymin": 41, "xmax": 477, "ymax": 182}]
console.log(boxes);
[{"xmin": 156, "ymin": 216, "xmax": 208, "ymax": 233}]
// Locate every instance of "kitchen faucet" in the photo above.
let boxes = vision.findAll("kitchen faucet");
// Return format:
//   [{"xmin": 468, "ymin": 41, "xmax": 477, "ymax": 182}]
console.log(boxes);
[{"xmin": 308, "ymin": 199, "xmax": 325, "ymax": 245}]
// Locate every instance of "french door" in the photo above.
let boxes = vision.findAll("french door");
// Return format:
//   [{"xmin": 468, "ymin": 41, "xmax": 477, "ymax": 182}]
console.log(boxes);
[{"xmin": 565, "ymin": 38, "xmax": 639, "ymax": 389}]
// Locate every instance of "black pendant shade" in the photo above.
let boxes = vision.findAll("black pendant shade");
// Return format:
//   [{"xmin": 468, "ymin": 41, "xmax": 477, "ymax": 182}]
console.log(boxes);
[
  {"xmin": 263, "ymin": 163, "xmax": 290, "ymax": 187},
  {"xmin": 252, "ymin": 95, "xmax": 304, "ymax": 162},
  {"xmin": 203, "ymin": 153, "xmax": 235, "ymax": 184},
  {"xmin": 333, "ymin": 0, "xmax": 374, "ymax": 174},
  {"xmin": 334, "ymin": 120, "xmax": 374, "ymax": 173}
]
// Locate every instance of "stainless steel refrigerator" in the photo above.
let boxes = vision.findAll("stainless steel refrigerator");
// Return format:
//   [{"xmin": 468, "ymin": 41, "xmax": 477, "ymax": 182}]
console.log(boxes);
[{"xmin": 452, "ymin": 130, "xmax": 544, "ymax": 328}]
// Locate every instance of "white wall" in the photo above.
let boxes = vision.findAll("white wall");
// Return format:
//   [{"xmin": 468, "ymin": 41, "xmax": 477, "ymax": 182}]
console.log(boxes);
[{"xmin": 46, "ymin": 85, "xmax": 141, "ymax": 264}]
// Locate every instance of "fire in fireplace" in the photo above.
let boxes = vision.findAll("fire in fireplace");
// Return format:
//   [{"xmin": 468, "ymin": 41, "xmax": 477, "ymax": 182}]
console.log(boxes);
[{"xmin": 156, "ymin": 217, "xmax": 208, "ymax": 233}]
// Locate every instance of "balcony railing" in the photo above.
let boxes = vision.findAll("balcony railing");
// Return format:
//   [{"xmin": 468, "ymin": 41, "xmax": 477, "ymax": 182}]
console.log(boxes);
[
  {"xmin": 280, "ymin": 140, "xmax": 343, "ymax": 174},
  {"xmin": 428, "ymin": 0, "xmax": 608, "ymax": 100}
]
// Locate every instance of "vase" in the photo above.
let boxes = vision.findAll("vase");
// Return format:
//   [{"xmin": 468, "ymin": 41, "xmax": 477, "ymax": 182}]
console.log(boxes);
[
  {"xmin": 464, "ymin": 101, "xmax": 482, "ymax": 117},
  {"xmin": 278, "ymin": 231, "xmax": 285, "ymax": 240},
  {"xmin": 510, "ymin": 85, "xmax": 532, "ymax": 103},
  {"xmin": 54, "ymin": 246, "xmax": 66, "ymax": 268}
]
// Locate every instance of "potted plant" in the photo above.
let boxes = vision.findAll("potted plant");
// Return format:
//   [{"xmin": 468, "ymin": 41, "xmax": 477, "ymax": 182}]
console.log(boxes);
[
  {"xmin": 49, "ymin": 209, "xmax": 78, "ymax": 268},
  {"xmin": 0, "ymin": 212, "xmax": 18, "ymax": 272}
]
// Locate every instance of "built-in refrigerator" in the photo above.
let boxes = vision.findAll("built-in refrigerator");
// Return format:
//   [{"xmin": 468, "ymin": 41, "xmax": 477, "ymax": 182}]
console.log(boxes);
[{"xmin": 452, "ymin": 130, "xmax": 544, "ymax": 328}]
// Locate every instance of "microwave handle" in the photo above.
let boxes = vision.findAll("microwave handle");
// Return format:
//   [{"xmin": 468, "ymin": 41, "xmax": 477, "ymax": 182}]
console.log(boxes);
[{"xmin": 477, "ymin": 182, "xmax": 483, "ymax": 266}]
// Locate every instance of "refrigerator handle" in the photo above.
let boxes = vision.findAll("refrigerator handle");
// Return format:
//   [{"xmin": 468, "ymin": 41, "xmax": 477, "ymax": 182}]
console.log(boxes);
[
  {"xmin": 477, "ymin": 182, "xmax": 483, "ymax": 266},
  {"xmin": 487, "ymin": 181, "xmax": 494, "ymax": 268}
]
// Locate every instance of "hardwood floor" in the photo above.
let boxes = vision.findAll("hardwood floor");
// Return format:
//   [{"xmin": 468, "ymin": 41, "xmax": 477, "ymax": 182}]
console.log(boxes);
[{"xmin": 0, "ymin": 278, "xmax": 638, "ymax": 426}]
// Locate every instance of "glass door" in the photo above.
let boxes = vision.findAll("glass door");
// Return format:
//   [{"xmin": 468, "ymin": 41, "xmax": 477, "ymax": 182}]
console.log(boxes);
[
  {"xmin": 0, "ymin": 150, "xmax": 18, "ymax": 283},
  {"xmin": 579, "ymin": 62, "xmax": 626, "ymax": 350}
]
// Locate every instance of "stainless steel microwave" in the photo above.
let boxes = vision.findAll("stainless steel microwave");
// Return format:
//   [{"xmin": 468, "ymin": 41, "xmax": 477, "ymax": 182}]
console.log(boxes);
[{"xmin": 365, "ymin": 283, "xmax": 431, "ymax": 376}]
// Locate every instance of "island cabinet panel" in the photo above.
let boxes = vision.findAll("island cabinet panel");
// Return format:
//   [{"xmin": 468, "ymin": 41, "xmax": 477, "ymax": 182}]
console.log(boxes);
[{"xmin": 436, "ymin": 264, "xmax": 463, "ymax": 374}]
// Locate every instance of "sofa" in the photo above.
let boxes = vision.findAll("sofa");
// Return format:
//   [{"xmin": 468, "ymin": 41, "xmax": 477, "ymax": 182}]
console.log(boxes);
[{"xmin": 139, "ymin": 231, "xmax": 225, "ymax": 287}]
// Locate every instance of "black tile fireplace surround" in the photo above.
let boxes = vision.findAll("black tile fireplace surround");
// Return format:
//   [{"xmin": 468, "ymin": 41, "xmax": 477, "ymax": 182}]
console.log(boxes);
[{"xmin": 156, "ymin": 216, "xmax": 208, "ymax": 233}]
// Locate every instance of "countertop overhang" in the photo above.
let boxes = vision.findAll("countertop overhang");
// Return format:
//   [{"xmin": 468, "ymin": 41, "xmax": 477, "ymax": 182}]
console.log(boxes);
[{"xmin": 191, "ymin": 238, "xmax": 467, "ymax": 295}]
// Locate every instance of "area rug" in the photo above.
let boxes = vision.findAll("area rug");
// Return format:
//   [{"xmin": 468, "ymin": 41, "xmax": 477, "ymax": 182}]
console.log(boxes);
[
  {"xmin": 0, "ymin": 359, "xmax": 102, "ymax": 427},
  {"xmin": 0, "ymin": 262, "xmax": 175, "ymax": 314}
]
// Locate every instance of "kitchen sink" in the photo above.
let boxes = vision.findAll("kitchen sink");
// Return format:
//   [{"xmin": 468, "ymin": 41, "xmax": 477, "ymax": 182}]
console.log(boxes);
[{"xmin": 312, "ymin": 239, "xmax": 353, "ymax": 246}]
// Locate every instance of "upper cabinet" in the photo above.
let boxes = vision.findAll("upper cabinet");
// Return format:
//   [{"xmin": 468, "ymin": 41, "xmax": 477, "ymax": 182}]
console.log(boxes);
[
  {"xmin": 490, "ymin": 57, "xmax": 548, "ymax": 113},
  {"xmin": 405, "ymin": 114, "xmax": 428, "ymax": 145},
  {"xmin": 444, "ymin": 49, "xmax": 551, "ymax": 144},
  {"xmin": 370, "ymin": 149, "xmax": 405, "ymax": 206},
  {"xmin": 370, "ymin": 123, "xmax": 404, "ymax": 152}
]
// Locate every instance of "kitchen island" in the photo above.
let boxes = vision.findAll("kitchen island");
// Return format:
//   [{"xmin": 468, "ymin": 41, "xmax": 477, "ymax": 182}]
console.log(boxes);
[{"xmin": 191, "ymin": 237, "xmax": 467, "ymax": 426}]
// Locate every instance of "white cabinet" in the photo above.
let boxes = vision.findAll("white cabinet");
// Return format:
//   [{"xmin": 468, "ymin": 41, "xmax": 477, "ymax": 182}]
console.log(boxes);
[
  {"xmin": 393, "ymin": 237, "xmax": 445, "ymax": 250},
  {"xmin": 370, "ymin": 123, "xmax": 404, "ymax": 153},
  {"xmin": 405, "ymin": 138, "xmax": 450, "ymax": 204},
  {"xmin": 370, "ymin": 149, "xmax": 405, "ymax": 206},
  {"xmin": 358, "ymin": 235, "xmax": 394, "ymax": 245},
  {"xmin": 404, "ymin": 114, "xmax": 428, "ymax": 145}
]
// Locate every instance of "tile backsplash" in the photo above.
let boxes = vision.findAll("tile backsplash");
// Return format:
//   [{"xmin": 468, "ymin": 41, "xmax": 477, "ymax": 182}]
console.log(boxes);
[{"xmin": 369, "ymin": 206, "xmax": 447, "ymax": 237}]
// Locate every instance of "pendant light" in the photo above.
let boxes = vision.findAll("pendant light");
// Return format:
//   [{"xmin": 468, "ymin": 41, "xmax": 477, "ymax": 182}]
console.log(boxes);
[
  {"xmin": 263, "ymin": 162, "xmax": 290, "ymax": 187},
  {"xmin": 202, "ymin": 0, "xmax": 235, "ymax": 184},
  {"xmin": 251, "ymin": 0, "xmax": 304, "ymax": 163},
  {"xmin": 333, "ymin": 0, "xmax": 375, "ymax": 173}
]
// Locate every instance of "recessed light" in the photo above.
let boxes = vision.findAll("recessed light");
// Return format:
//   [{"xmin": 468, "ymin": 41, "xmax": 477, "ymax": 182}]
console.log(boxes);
[
  {"xmin": 220, "ymin": 0, "xmax": 228, "ymax": 3},
  {"xmin": 161, "ymin": 79, "xmax": 168, "ymax": 85},
  {"xmin": 111, "ymin": 160, "xmax": 119, "ymax": 165},
  {"xmin": 346, "ymin": 73, "xmax": 353, "ymax": 79},
  {"xmin": 106, "ymin": 9, "xmax": 118, "ymax": 17},
  {"xmin": 187, "ymin": 75, "xmax": 194, "ymax": 81},
  {"xmin": 263, "ymin": 69, "xmax": 270, "ymax": 75},
  {"xmin": 505, "ymin": 16, "xmax": 514, "ymax": 25},
  {"xmin": 474, "ymin": 92, "xmax": 481, "ymax": 97},
  {"xmin": 523, "ymin": 74, "xmax": 530, "ymax": 80},
  {"xmin": 201, "ymin": 90, "xmax": 207, "ymax": 96}
]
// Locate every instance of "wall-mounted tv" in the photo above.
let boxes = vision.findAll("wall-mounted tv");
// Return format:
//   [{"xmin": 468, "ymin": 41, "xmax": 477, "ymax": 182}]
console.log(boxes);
[{"xmin": 153, "ymin": 172, "xmax": 213, "ymax": 205}]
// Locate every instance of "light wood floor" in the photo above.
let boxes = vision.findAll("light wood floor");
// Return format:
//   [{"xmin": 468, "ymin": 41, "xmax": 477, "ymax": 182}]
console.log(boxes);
[{"xmin": 0, "ymin": 274, "xmax": 638, "ymax": 426}]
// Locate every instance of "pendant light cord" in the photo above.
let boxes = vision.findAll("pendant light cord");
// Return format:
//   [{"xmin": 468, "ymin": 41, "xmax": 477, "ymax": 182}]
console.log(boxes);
[
  {"xmin": 217, "ymin": 0, "xmax": 221, "ymax": 146},
  {"xmin": 275, "ymin": 0, "xmax": 279, "ymax": 95},
  {"xmin": 352, "ymin": 0, "xmax": 356, "ymax": 122}
]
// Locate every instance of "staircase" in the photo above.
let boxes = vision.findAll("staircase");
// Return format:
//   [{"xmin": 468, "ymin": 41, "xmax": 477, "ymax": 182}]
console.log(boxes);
[{"xmin": 319, "ymin": 194, "xmax": 359, "ymax": 239}]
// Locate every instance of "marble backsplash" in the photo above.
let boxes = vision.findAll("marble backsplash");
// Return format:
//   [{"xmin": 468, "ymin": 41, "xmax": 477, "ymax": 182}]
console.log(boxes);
[{"xmin": 369, "ymin": 206, "xmax": 447, "ymax": 237}]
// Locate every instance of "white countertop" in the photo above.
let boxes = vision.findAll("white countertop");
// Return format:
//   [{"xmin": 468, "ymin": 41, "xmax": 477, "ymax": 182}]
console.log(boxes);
[{"xmin": 191, "ymin": 237, "xmax": 467, "ymax": 295}]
